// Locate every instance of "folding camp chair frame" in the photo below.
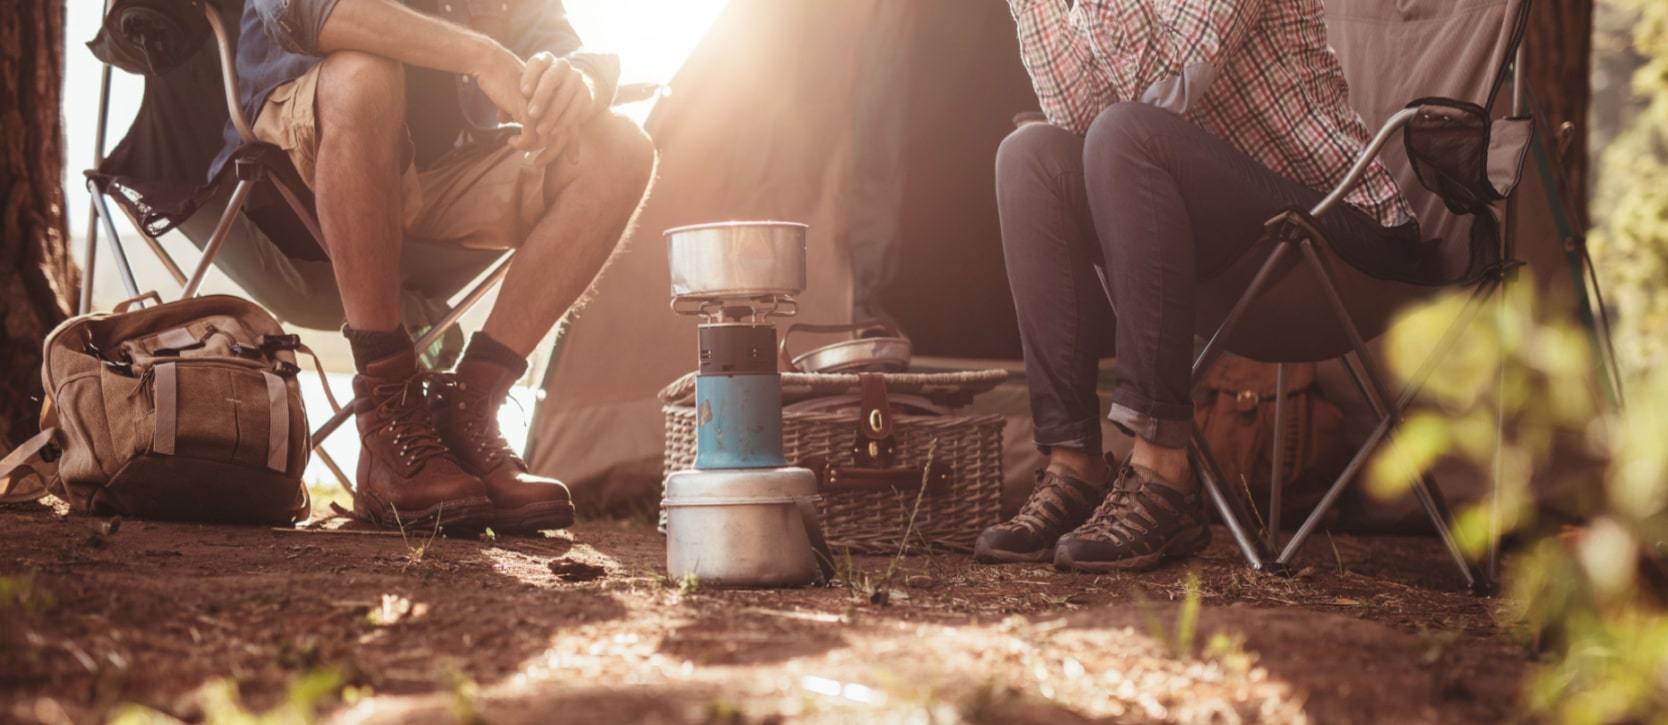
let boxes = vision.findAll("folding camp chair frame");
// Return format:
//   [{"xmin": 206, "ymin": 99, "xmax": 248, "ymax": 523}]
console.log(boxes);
[
  {"xmin": 1142, "ymin": 43, "xmax": 1572, "ymax": 594},
  {"xmin": 80, "ymin": 0, "xmax": 517, "ymax": 492}
]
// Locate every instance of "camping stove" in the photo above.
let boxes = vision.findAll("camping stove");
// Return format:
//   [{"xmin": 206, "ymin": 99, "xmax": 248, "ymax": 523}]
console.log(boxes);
[{"xmin": 661, "ymin": 222, "xmax": 823, "ymax": 587}]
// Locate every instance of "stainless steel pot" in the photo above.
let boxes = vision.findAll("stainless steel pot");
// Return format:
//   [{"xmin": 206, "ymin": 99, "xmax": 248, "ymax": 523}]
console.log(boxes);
[
  {"xmin": 665, "ymin": 221, "xmax": 809, "ymax": 301},
  {"xmin": 662, "ymin": 467, "xmax": 822, "ymax": 587}
]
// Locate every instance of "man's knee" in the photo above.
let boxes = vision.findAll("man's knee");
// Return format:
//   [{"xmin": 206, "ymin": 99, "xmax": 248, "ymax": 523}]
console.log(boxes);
[
  {"xmin": 557, "ymin": 112, "xmax": 657, "ymax": 201},
  {"xmin": 593, "ymin": 113, "xmax": 657, "ymax": 196},
  {"xmin": 316, "ymin": 51, "xmax": 405, "ymax": 133},
  {"xmin": 996, "ymin": 122, "xmax": 1081, "ymax": 196}
]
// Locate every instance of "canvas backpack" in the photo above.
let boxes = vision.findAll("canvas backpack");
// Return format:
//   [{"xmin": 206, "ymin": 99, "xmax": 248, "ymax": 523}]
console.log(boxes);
[{"xmin": 0, "ymin": 294, "xmax": 313, "ymax": 524}]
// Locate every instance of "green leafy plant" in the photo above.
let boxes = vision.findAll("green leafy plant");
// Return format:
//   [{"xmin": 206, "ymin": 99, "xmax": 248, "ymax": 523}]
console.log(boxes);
[
  {"xmin": 1368, "ymin": 277, "xmax": 1668, "ymax": 722},
  {"xmin": 0, "ymin": 573, "xmax": 55, "ymax": 614},
  {"xmin": 110, "ymin": 668, "xmax": 346, "ymax": 725}
]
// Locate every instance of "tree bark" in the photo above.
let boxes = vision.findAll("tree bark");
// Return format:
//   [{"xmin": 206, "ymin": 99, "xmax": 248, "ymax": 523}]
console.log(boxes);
[
  {"xmin": 1, "ymin": 0, "xmax": 77, "ymax": 448},
  {"xmin": 1523, "ymin": 0, "xmax": 1594, "ymax": 221}
]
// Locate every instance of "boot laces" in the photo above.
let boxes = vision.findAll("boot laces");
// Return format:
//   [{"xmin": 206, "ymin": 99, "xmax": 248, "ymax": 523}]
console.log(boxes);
[
  {"xmin": 437, "ymin": 377, "xmax": 521, "ymax": 469},
  {"xmin": 369, "ymin": 374, "xmax": 452, "ymax": 466}
]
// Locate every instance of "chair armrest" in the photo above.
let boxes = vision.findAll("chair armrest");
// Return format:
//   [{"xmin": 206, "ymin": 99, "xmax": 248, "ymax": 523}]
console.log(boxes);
[
  {"xmin": 202, "ymin": 2, "xmax": 256, "ymax": 143},
  {"xmin": 1309, "ymin": 107, "xmax": 1419, "ymax": 218}
]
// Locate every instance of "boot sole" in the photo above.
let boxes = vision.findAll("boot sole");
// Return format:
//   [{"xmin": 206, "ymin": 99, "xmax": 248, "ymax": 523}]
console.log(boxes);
[
  {"xmin": 973, "ymin": 539, "xmax": 1056, "ymax": 564},
  {"xmin": 1053, "ymin": 526, "xmax": 1212, "ymax": 573},
  {"xmin": 353, "ymin": 492, "xmax": 498, "ymax": 533},
  {"xmin": 481, "ymin": 500, "xmax": 576, "ymax": 535}
]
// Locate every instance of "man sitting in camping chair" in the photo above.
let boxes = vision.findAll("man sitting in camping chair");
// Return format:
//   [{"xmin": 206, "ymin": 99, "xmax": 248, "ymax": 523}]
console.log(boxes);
[
  {"xmin": 977, "ymin": 0, "xmax": 1416, "ymax": 570},
  {"xmin": 220, "ymin": 0, "xmax": 655, "ymax": 532}
]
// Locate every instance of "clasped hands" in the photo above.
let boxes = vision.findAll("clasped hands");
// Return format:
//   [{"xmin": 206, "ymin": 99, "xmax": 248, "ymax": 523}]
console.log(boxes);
[{"xmin": 474, "ymin": 48, "xmax": 599, "ymax": 165}]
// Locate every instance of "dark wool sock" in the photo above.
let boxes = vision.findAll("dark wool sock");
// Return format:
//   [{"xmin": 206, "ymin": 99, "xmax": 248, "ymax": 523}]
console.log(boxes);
[
  {"xmin": 342, "ymin": 325, "xmax": 412, "ymax": 373},
  {"xmin": 461, "ymin": 332, "xmax": 528, "ymax": 378}
]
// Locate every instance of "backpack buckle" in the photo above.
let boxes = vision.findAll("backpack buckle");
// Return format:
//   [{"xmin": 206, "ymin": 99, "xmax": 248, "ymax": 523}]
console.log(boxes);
[{"xmin": 261, "ymin": 334, "xmax": 301, "ymax": 352}]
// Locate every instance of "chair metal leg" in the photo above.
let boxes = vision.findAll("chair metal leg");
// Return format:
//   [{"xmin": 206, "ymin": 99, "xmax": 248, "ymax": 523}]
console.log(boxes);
[
  {"xmin": 1193, "ymin": 241, "xmax": 1293, "ymax": 378},
  {"xmin": 1337, "ymin": 352, "xmax": 1477, "ymax": 589},
  {"xmin": 1192, "ymin": 429, "xmax": 1274, "ymax": 570},
  {"xmin": 1183, "ymin": 242, "xmax": 1296, "ymax": 570},
  {"xmin": 1268, "ymin": 363, "xmax": 1286, "ymax": 549},
  {"xmin": 315, "ymin": 446, "xmax": 354, "ymax": 497},
  {"xmin": 1487, "ymin": 270, "xmax": 1510, "ymax": 583},
  {"xmin": 79, "ymin": 202, "xmax": 100, "ymax": 315},
  {"xmin": 91, "ymin": 192, "xmax": 142, "ymax": 299},
  {"xmin": 1280, "ymin": 414, "xmax": 1395, "ymax": 564},
  {"xmin": 108, "ymin": 196, "xmax": 188, "ymax": 286},
  {"xmin": 1293, "ymin": 241, "xmax": 1482, "ymax": 589},
  {"xmin": 182, "ymin": 179, "xmax": 257, "ymax": 299}
]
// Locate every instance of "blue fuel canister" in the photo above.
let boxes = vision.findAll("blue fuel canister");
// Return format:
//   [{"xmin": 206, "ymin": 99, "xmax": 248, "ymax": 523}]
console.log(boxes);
[{"xmin": 691, "ymin": 323, "xmax": 786, "ymax": 469}]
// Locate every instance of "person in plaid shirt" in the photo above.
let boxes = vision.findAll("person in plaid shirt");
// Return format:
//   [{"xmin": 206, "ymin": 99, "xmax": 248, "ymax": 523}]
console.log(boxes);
[{"xmin": 974, "ymin": 0, "xmax": 1418, "ymax": 571}]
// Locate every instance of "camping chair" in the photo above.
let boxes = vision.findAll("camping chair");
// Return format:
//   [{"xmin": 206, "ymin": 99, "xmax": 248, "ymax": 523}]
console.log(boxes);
[
  {"xmin": 1090, "ymin": 0, "xmax": 1610, "ymax": 593},
  {"xmin": 81, "ymin": 0, "xmax": 518, "ymax": 489}
]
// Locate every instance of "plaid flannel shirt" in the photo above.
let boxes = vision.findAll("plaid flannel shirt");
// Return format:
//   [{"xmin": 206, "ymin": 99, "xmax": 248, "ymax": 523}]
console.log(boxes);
[{"xmin": 1008, "ymin": 0, "xmax": 1414, "ymax": 228}]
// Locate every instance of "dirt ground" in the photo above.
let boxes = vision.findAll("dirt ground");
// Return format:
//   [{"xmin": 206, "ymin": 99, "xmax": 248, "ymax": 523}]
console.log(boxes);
[{"xmin": 1, "ymin": 496, "xmax": 1532, "ymax": 724}]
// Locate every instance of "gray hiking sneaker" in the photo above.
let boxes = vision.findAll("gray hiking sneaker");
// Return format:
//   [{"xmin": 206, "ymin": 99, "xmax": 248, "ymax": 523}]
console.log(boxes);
[
  {"xmin": 974, "ymin": 467, "xmax": 1108, "ymax": 563},
  {"xmin": 1053, "ymin": 464, "xmax": 1210, "ymax": 572}
]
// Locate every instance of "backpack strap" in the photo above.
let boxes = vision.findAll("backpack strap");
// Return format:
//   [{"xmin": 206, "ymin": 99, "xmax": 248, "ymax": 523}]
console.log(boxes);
[{"xmin": 0, "ymin": 429, "xmax": 58, "ymax": 504}]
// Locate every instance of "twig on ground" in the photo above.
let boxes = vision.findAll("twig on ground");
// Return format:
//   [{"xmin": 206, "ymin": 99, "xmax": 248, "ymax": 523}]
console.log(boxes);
[
  {"xmin": 1324, "ymin": 528, "xmax": 1347, "ymax": 575},
  {"xmin": 873, "ymin": 438, "xmax": 939, "ymax": 605}
]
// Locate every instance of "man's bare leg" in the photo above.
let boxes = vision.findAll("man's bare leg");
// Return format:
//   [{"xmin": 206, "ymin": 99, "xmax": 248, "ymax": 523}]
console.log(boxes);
[
  {"xmin": 481, "ymin": 113, "xmax": 657, "ymax": 356},
  {"xmin": 312, "ymin": 51, "xmax": 407, "ymax": 332},
  {"xmin": 311, "ymin": 50, "xmax": 496, "ymax": 529},
  {"xmin": 425, "ymin": 112, "xmax": 653, "ymax": 531}
]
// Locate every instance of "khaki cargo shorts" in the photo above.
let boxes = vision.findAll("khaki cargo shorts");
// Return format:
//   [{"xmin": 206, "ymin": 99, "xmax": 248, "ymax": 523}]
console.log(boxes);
[{"xmin": 253, "ymin": 63, "xmax": 548, "ymax": 250}]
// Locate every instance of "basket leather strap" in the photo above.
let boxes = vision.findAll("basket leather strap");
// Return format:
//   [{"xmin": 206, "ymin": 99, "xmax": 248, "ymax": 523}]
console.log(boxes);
[
  {"xmin": 798, "ymin": 372, "xmax": 955, "ymax": 494},
  {"xmin": 856, "ymin": 373, "xmax": 897, "ymax": 467},
  {"xmin": 800, "ymin": 454, "xmax": 954, "ymax": 494}
]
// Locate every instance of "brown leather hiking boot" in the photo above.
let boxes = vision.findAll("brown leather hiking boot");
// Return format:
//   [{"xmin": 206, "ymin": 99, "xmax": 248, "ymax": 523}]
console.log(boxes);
[
  {"xmin": 431, "ymin": 360, "xmax": 575, "ymax": 533},
  {"xmin": 351, "ymin": 350, "xmax": 495, "ymax": 531}
]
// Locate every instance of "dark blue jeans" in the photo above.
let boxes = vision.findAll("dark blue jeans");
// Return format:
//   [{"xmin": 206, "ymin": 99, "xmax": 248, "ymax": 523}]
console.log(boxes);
[{"xmin": 996, "ymin": 102, "xmax": 1413, "ymax": 451}]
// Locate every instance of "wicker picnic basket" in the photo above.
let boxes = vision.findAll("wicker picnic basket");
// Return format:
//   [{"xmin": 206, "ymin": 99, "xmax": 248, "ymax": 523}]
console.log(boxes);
[{"xmin": 661, "ymin": 370, "xmax": 1007, "ymax": 554}]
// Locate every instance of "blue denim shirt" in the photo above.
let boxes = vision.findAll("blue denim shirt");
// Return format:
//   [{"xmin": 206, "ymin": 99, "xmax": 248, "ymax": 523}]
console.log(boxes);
[{"xmin": 210, "ymin": 0, "xmax": 618, "ymax": 180}]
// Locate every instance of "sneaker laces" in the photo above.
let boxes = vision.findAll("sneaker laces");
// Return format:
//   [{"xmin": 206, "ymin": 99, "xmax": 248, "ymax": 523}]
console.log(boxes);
[
  {"xmin": 1080, "ymin": 465, "xmax": 1195, "ymax": 542},
  {"xmin": 1009, "ymin": 469, "xmax": 1095, "ymax": 533},
  {"xmin": 1079, "ymin": 465, "xmax": 1142, "ymax": 538},
  {"xmin": 368, "ymin": 373, "xmax": 452, "ymax": 466}
]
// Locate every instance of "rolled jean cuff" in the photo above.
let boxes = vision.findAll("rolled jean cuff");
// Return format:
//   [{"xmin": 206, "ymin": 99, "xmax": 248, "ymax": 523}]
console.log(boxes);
[
  {"xmin": 1032, "ymin": 418, "xmax": 1103, "ymax": 453},
  {"xmin": 1107, "ymin": 393, "xmax": 1193, "ymax": 449}
]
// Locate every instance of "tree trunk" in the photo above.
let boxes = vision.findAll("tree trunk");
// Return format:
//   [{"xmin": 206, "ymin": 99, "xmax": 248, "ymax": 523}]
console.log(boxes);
[
  {"xmin": 1524, "ymin": 0, "xmax": 1594, "ymax": 221},
  {"xmin": 1, "ymin": 0, "xmax": 77, "ymax": 448}
]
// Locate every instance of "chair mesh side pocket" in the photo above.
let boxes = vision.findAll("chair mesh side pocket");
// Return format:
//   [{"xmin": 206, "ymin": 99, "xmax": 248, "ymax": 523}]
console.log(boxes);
[{"xmin": 1404, "ymin": 101, "xmax": 1500, "ymax": 215}]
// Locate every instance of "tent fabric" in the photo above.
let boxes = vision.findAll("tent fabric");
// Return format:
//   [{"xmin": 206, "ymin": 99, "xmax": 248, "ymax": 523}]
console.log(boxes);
[{"xmin": 526, "ymin": 0, "xmax": 868, "ymax": 512}]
